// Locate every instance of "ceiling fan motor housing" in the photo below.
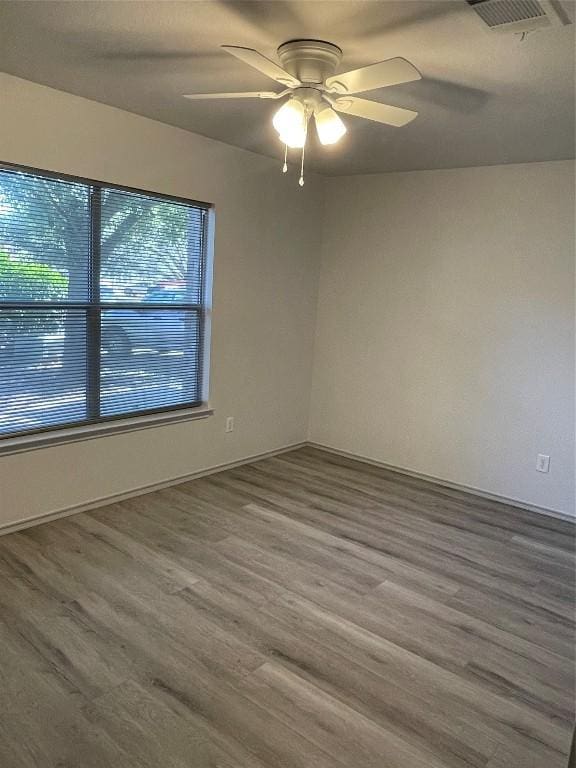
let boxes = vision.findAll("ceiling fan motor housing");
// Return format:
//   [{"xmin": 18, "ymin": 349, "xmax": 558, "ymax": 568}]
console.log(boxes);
[{"xmin": 277, "ymin": 40, "xmax": 343, "ymax": 85}]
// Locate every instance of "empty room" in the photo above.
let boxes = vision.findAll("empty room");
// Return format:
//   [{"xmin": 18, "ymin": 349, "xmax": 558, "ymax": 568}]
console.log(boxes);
[{"xmin": 0, "ymin": 1, "xmax": 574, "ymax": 766}]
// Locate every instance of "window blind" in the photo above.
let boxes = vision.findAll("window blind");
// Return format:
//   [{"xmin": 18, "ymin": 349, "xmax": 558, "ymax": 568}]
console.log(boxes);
[{"xmin": 0, "ymin": 164, "xmax": 210, "ymax": 439}]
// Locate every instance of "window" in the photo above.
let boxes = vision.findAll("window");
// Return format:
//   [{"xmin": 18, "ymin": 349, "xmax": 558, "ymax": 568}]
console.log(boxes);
[{"xmin": 0, "ymin": 163, "xmax": 212, "ymax": 443}]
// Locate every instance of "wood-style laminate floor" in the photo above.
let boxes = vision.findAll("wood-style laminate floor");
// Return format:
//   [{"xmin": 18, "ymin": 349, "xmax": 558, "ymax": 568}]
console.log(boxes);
[{"xmin": 0, "ymin": 447, "xmax": 574, "ymax": 768}]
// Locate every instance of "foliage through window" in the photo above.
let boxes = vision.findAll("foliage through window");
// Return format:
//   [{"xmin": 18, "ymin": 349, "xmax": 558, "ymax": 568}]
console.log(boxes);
[{"xmin": 0, "ymin": 164, "xmax": 210, "ymax": 439}]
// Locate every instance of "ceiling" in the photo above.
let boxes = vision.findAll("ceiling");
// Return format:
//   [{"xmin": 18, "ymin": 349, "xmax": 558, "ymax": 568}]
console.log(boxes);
[{"xmin": 1, "ymin": 1, "xmax": 574, "ymax": 175}]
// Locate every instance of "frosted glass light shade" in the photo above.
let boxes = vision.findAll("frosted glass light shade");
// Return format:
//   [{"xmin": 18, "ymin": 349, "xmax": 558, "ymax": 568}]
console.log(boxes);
[
  {"xmin": 315, "ymin": 105, "xmax": 347, "ymax": 145},
  {"xmin": 273, "ymin": 99, "xmax": 306, "ymax": 148},
  {"xmin": 279, "ymin": 129, "xmax": 306, "ymax": 148}
]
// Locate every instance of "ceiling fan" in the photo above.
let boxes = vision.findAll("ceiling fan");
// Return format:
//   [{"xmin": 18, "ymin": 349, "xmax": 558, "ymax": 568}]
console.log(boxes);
[{"xmin": 184, "ymin": 40, "xmax": 421, "ymax": 185}]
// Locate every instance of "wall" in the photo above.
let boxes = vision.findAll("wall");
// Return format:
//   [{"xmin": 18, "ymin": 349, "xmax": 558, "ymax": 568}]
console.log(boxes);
[
  {"xmin": 310, "ymin": 161, "xmax": 575, "ymax": 517},
  {"xmin": 0, "ymin": 73, "xmax": 323, "ymax": 529},
  {"xmin": 1, "ymin": 75, "xmax": 574, "ymax": 526}
]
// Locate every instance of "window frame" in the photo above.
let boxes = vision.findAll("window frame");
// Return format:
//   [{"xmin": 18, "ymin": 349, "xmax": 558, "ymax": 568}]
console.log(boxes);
[{"xmin": 0, "ymin": 161, "xmax": 214, "ymax": 454}]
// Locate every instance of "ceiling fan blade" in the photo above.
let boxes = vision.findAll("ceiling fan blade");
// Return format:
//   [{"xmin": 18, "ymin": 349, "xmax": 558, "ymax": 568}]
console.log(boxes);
[
  {"xmin": 183, "ymin": 91, "xmax": 281, "ymax": 100},
  {"xmin": 325, "ymin": 57, "xmax": 421, "ymax": 95},
  {"xmin": 332, "ymin": 96, "xmax": 418, "ymax": 127},
  {"xmin": 221, "ymin": 45, "xmax": 300, "ymax": 88}
]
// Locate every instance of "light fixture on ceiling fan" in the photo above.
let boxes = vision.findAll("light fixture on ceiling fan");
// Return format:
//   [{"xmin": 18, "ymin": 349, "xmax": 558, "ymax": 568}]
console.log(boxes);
[{"xmin": 184, "ymin": 40, "xmax": 422, "ymax": 186}]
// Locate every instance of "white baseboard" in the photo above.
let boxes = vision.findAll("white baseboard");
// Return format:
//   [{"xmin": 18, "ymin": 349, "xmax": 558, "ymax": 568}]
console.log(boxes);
[
  {"xmin": 307, "ymin": 441, "xmax": 575, "ymax": 524},
  {"xmin": 2, "ymin": 438, "xmax": 572, "ymax": 537},
  {"xmin": 0, "ymin": 442, "xmax": 306, "ymax": 537}
]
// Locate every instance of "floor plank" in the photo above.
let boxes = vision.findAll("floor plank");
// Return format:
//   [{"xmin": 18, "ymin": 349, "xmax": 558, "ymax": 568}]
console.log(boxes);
[{"xmin": 0, "ymin": 446, "xmax": 573, "ymax": 767}]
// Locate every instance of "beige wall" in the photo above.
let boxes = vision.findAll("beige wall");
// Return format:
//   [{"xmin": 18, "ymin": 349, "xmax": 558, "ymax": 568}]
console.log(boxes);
[
  {"xmin": 1, "ymin": 75, "xmax": 574, "ymax": 526},
  {"xmin": 310, "ymin": 161, "xmax": 575, "ymax": 517},
  {"xmin": 0, "ymin": 74, "xmax": 323, "ymax": 528}
]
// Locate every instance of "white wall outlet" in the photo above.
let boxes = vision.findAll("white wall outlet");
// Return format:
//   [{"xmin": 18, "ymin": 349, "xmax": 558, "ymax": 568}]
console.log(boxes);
[
  {"xmin": 536, "ymin": 454, "xmax": 550, "ymax": 473},
  {"xmin": 225, "ymin": 416, "xmax": 235, "ymax": 433}
]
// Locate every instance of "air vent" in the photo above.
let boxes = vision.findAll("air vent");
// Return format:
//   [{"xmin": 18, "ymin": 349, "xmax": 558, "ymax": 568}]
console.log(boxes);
[{"xmin": 467, "ymin": 0, "xmax": 570, "ymax": 33}]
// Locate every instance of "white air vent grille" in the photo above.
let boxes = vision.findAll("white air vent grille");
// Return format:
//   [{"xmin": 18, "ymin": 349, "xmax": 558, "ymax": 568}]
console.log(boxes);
[
  {"xmin": 469, "ymin": 0, "xmax": 546, "ymax": 27},
  {"xmin": 466, "ymin": 0, "xmax": 570, "ymax": 32}
]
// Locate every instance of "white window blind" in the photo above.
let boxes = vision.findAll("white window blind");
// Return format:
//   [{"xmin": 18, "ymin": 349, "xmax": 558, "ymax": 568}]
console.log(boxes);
[{"xmin": 0, "ymin": 164, "xmax": 211, "ymax": 439}]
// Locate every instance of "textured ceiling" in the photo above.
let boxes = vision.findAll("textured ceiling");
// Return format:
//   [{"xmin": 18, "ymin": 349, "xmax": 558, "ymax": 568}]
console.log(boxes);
[{"xmin": 1, "ymin": 1, "xmax": 574, "ymax": 175}]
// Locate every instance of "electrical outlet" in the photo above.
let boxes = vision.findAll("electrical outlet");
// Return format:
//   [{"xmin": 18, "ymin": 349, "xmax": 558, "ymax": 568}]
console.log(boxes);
[
  {"xmin": 225, "ymin": 416, "xmax": 235, "ymax": 433},
  {"xmin": 536, "ymin": 454, "xmax": 550, "ymax": 473}
]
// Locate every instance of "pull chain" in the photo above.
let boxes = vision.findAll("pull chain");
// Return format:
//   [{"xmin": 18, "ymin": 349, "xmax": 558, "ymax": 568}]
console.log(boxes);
[
  {"xmin": 299, "ymin": 110, "xmax": 310, "ymax": 187},
  {"xmin": 282, "ymin": 143, "xmax": 288, "ymax": 173}
]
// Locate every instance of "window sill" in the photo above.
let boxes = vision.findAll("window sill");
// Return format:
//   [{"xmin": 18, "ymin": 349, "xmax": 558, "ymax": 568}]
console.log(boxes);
[{"xmin": 0, "ymin": 406, "xmax": 214, "ymax": 457}]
